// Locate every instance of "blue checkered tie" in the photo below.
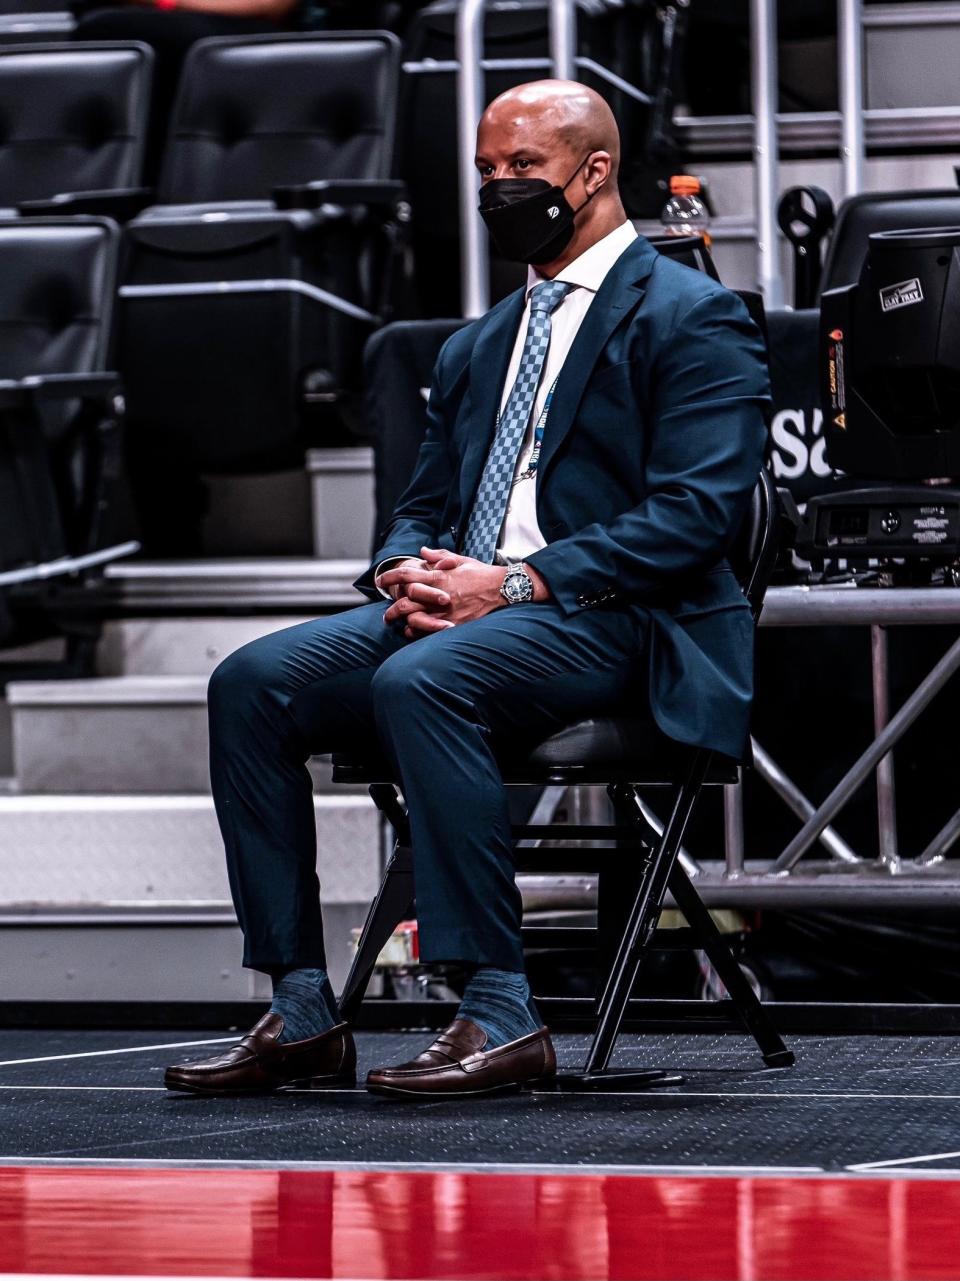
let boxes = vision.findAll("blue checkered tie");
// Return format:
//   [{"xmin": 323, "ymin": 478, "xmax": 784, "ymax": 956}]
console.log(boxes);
[{"xmin": 462, "ymin": 279, "xmax": 574, "ymax": 563}]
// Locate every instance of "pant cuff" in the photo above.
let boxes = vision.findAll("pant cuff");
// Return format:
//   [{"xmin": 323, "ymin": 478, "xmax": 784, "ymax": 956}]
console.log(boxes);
[
  {"xmin": 417, "ymin": 925, "xmax": 524, "ymax": 973},
  {"xmin": 243, "ymin": 953, "xmax": 328, "ymax": 976}
]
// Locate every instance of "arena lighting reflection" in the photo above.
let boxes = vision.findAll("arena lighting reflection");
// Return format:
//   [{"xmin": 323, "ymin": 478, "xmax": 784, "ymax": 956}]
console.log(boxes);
[{"xmin": 0, "ymin": 1166, "xmax": 958, "ymax": 1280}]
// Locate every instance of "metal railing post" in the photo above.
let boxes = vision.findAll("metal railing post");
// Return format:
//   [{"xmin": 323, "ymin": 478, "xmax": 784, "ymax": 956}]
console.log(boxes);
[
  {"xmin": 838, "ymin": 0, "xmax": 865, "ymax": 197},
  {"xmin": 549, "ymin": 0, "xmax": 576, "ymax": 80},
  {"xmin": 749, "ymin": 0, "xmax": 784, "ymax": 307},
  {"xmin": 871, "ymin": 624, "xmax": 900, "ymax": 869},
  {"xmin": 456, "ymin": 0, "xmax": 490, "ymax": 317}
]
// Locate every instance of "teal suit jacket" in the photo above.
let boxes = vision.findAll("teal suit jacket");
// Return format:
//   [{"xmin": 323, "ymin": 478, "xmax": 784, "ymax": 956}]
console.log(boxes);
[{"xmin": 355, "ymin": 235, "xmax": 771, "ymax": 758}]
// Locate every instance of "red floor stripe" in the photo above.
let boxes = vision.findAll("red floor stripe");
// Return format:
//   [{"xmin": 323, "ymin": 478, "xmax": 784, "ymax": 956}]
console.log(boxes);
[{"xmin": 0, "ymin": 1165, "xmax": 958, "ymax": 1280}]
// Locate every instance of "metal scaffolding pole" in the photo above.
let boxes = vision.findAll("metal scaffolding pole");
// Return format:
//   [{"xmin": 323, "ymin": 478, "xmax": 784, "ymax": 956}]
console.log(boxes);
[
  {"xmin": 749, "ymin": 0, "xmax": 784, "ymax": 306},
  {"xmin": 456, "ymin": 0, "xmax": 490, "ymax": 318},
  {"xmin": 871, "ymin": 625, "xmax": 900, "ymax": 870},
  {"xmin": 838, "ymin": 0, "xmax": 865, "ymax": 197},
  {"xmin": 549, "ymin": 0, "xmax": 576, "ymax": 80}
]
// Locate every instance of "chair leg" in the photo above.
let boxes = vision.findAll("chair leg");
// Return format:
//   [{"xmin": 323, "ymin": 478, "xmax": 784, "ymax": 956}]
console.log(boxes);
[
  {"xmin": 667, "ymin": 863, "xmax": 794, "ymax": 1068},
  {"xmin": 337, "ymin": 842, "xmax": 414, "ymax": 1023},
  {"xmin": 337, "ymin": 784, "xmax": 414, "ymax": 1024},
  {"xmin": 584, "ymin": 758, "xmax": 710, "ymax": 1076},
  {"xmin": 549, "ymin": 756, "xmax": 710, "ymax": 1093}
]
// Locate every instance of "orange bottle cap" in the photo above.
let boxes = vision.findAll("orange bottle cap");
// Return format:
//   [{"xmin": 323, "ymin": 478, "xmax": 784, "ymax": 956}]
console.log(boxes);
[{"xmin": 669, "ymin": 175, "xmax": 701, "ymax": 196}]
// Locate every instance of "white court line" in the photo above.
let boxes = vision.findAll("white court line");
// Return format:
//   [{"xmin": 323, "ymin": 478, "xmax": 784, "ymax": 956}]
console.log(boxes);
[
  {"xmin": 1, "ymin": 1083, "xmax": 957, "ymax": 1101},
  {"xmin": 530, "ymin": 1089, "xmax": 960, "ymax": 1101},
  {"xmin": 0, "ymin": 1085, "xmax": 167, "ymax": 1093},
  {"xmin": 848, "ymin": 1150, "xmax": 960, "ymax": 1172},
  {"xmin": 0, "ymin": 1038, "xmax": 235, "ymax": 1069},
  {"xmin": 4, "ymin": 1157, "xmax": 960, "ymax": 1181},
  {"xmin": 0, "ymin": 1156, "xmax": 826, "ymax": 1176}
]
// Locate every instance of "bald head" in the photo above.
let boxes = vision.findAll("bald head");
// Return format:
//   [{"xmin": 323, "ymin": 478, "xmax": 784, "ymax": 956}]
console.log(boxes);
[
  {"xmin": 479, "ymin": 80, "xmax": 621, "ymax": 181},
  {"xmin": 474, "ymin": 80, "xmax": 626, "ymax": 273}
]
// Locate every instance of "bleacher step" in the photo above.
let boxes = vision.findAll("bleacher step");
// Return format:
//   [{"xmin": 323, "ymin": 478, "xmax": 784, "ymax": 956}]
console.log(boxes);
[
  {"xmin": 96, "ymin": 615, "xmax": 317, "ymax": 677},
  {"xmin": 6, "ymin": 676, "xmax": 354, "ymax": 794},
  {"xmin": 0, "ymin": 792, "xmax": 381, "ymax": 999}
]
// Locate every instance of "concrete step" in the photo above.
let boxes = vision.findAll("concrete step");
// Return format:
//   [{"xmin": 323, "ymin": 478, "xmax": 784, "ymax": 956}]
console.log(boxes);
[
  {"xmin": 0, "ymin": 791, "xmax": 382, "ymax": 999},
  {"xmin": 6, "ymin": 675, "xmax": 357, "ymax": 794},
  {"xmin": 9, "ymin": 676, "xmax": 209, "ymax": 793},
  {"xmin": 96, "ymin": 616, "xmax": 317, "ymax": 677},
  {"xmin": 102, "ymin": 557, "xmax": 367, "ymax": 612}
]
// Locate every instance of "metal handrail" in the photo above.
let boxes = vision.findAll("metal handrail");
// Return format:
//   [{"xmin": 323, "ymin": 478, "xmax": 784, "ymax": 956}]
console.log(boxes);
[
  {"xmin": 455, "ymin": 0, "xmax": 490, "ymax": 318},
  {"xmin": 750, "ymin": 0, "xmax": 783, "ymax": 306},
  {"xmin": 750, "ymin": 0, "xmax": 863, "ymax": 302},
  {"xmin": 838, "ymin": 0, "xmax": 865, "ymax": 197}
]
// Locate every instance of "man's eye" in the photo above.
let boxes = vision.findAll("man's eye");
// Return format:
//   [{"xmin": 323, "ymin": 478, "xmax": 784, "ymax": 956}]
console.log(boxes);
[{"xmin": 516, "ymin": 159, "xmax": 532, "ymax": 170}]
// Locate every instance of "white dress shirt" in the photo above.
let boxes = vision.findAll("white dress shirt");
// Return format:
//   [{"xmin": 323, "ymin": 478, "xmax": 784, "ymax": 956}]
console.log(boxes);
[
  {"xmin": 375, "ymin": 219, "xmax": 638, "ymax": 594},
  {"xmin": 495, "ymin": 218, "xmax": 638, "ymax": 564}
]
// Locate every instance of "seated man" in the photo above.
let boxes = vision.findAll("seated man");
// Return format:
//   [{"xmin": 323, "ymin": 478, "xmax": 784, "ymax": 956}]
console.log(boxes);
[{"xmin": 165, "ymin": 78, "xmax": 769, "ymax": 1099}]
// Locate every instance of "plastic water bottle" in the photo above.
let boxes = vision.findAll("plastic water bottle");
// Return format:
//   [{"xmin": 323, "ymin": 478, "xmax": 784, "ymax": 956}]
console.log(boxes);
[{"xmin": 660, "ymin": 175, "xmax": 711, "ymax": 246}]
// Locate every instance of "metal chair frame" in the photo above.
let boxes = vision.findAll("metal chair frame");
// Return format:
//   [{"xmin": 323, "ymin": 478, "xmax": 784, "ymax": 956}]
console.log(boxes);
[{"xmin": 334, "ymin": 468, "xmax": 794, "ymax": 1091}]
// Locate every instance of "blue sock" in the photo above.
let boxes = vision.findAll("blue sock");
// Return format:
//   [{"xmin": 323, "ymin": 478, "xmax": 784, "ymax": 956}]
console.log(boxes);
[
  {"xmin": 270, "ymin": 967, "xmax": 339, "ymax": 1043},
  {"xmin": 456, "ymin": 968, "xmax": 541, "ymax": 1048}
]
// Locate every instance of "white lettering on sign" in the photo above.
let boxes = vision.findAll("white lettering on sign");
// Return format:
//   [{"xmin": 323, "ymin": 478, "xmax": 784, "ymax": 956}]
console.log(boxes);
[{"xmin": 770, "ymin": 408, "xmax": 831, "ymax": 480}]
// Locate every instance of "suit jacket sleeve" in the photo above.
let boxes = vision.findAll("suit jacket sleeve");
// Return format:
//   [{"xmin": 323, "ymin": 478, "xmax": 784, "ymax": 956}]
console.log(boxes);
[
  {"xmin": 354, "ymin": 333, "xmax": 458, "ymax": 600},
  {"xmin": 525, "ymin": 288, "xmax": 770, "ymax": 615}
]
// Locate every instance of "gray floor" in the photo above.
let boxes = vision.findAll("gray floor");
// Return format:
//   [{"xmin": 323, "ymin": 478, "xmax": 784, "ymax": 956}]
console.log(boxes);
[{"xmin": 0, "ymin": 1029, "xmax": 959, "ymax": 1175}]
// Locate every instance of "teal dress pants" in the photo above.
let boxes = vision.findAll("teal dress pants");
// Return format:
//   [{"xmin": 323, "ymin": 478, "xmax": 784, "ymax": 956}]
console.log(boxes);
[{"xmin": 209, "ymin": 598, "xmax": 649, "ymax": 974}]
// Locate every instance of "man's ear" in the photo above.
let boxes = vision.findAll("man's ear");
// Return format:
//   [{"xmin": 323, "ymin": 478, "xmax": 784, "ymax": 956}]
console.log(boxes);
[{"xmin": 584, "ymin": 151, "xmax": 612, "ymax": 197}]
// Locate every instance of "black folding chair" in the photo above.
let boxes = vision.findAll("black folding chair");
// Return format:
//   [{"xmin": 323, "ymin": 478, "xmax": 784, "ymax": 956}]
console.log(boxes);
[{"xmin": 332, "ymin": 468, "xmax": 794, "ymax": 1091}]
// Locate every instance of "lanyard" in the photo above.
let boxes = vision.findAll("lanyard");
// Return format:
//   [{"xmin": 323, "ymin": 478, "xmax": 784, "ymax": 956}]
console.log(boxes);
[{"xmin": 497, "ymin": 377, "xmax": 558, "ymax": 486}]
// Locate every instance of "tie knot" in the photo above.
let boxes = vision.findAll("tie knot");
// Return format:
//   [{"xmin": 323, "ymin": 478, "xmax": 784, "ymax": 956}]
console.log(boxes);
[{"xmin": 529, "ymin": 279, "xmax": 573, "ymax": 316}]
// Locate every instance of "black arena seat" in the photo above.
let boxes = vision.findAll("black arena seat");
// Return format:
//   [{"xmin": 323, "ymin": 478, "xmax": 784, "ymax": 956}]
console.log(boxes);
[
  {"xmin": 113, "ymin": 32, "xmax": 406, "ymax": 552},
  {"xmin": 0, "ymin": 217, "xmax": 135, "ymax": 677},
  {"xmin": 0, "ymin": 42, "xmax": 152, "ymax": 208}
]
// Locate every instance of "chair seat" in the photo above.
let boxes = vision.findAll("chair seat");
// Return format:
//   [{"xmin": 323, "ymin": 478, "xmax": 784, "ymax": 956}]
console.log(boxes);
[{"xmin": 331, "ymin": 717, "xmax": 740, "ymax": 787}]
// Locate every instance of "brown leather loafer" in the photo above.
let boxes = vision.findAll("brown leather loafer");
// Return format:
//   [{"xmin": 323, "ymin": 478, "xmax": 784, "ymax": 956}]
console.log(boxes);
[
  {"xmin": 164, "ymin": 1013, "xmax": 356, "ymax": 1096},
  {"xmin": 366, "ymin": 1018, "xmax": 556, "ymax": 1098}
]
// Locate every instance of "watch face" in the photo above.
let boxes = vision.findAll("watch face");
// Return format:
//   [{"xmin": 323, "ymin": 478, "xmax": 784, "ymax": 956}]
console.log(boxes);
[{"xmin": 504, "ymin": 568, "xmax": 533, "ymax": 603}]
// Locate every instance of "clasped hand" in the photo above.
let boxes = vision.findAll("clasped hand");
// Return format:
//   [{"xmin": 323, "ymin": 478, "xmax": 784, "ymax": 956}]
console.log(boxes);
[{"xmin": 376, "ymin": 547, "xmax": 508, "ymax": 639}]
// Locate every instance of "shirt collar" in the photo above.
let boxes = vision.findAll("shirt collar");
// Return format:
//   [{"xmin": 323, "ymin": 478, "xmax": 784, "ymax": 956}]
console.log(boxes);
[{"xmin": 525, "ymin": 219, "xmax": 638, "ymax": 300}]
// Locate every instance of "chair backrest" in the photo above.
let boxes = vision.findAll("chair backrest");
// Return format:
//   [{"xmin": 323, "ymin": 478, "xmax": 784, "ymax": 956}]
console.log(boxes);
[
  {"xmin": 730, "ymin": 467, "xmax": 779, "ymax": 620},
  {"xmin": 158, "ymin": 32, "xmax": 400, "ymax": 205},
  {"xmin": 0, "ymin": 42, "xmax": 152, "ymax": 204},
  {"xmin": 0, "ymin": 217, "xmax": 118, "ymax": 379},
  {"xmin": 821, "ymin": 189, "xmax": 960, "ymax": 295}
]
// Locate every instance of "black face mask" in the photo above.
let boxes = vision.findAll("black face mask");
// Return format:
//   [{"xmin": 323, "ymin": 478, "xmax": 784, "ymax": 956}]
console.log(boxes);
[{"xmin": 478, "ymin": 155, "xmax": 597, "ymax": 265}]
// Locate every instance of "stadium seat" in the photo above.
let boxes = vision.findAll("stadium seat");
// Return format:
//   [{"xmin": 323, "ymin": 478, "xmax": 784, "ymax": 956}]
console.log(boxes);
[
  {"xmin": 0, "ymin": 217, "xmax": 136, "ymax": 678},
  {"xmin": 0, "ymin": 42, "xmax": 152, "ymax": 210},
  {"xmin": 113, "ymin": 31, "xmax": 405, "ymax": 552}
]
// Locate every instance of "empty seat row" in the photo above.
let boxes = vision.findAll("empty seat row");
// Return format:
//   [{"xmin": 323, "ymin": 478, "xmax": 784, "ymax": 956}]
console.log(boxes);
[{"xmin": 0, "ymin": 32, "xmax": 407, "ymax": 556}]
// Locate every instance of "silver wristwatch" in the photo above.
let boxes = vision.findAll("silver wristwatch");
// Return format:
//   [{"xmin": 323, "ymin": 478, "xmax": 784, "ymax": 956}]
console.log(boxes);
[{"xmin": 499, "ymin": 563, "xmax": 535, "ymax": 605}]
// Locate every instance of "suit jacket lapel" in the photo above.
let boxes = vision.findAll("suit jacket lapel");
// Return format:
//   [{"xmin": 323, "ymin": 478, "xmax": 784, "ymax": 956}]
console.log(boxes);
[
  {"xmin": 535, "ymin": 235, "xmax": 657, "ymax": 490},
  {"xmin": 458, "ymin": 286, "xmax": 526, "ymax": 519}
]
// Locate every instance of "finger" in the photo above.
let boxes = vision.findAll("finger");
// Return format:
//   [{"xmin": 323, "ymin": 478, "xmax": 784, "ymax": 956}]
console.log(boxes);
[
  {"xmin": 421, "ymin": 546, "xmax": 466, "ymax": 565},
  {"xmin": 406, "ymin": 610, "xmax": 455, "ymax": 634},
  {"xmin": 378, "ymin": 566, "xmax": 443, "ymax": 589},
  {"xmin": 406, "ymin": 583, "xmax": 451, "ymax": 607},
  {"xmin": 383, "ymin": 596, "xmax": 415, "ymax": 624}
]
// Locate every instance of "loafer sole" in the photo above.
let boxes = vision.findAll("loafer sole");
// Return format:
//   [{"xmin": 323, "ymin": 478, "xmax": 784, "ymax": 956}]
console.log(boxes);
[
  {"xmin": 366, "ymin": 1071, "xmax": 555, "ymax": 1100},
  {"xmin": 164, "ymin": 1069, "xmax": 356, "ymax": 1097}
]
